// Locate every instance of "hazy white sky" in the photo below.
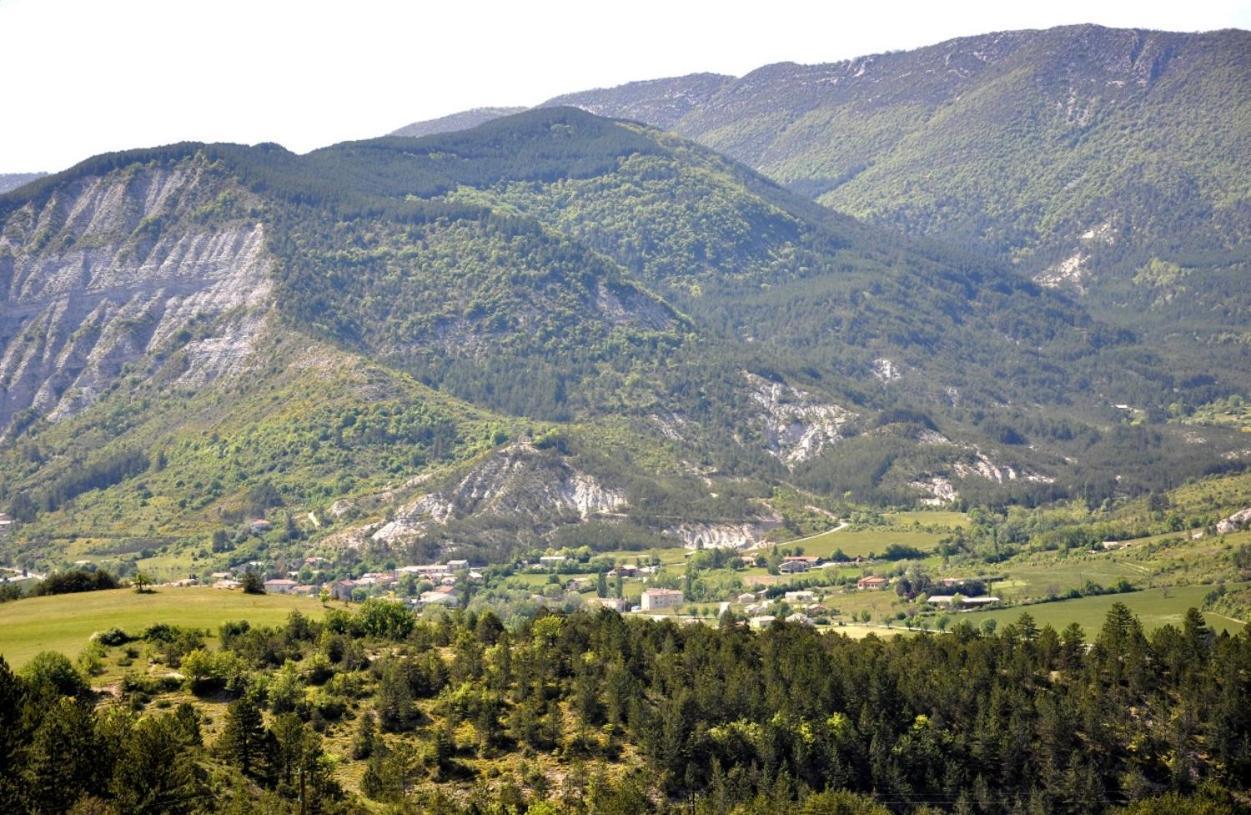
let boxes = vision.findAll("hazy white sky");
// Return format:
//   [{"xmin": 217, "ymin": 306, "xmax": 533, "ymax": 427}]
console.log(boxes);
[{"xmin": 1, "ymin": 0, "xmax": 1248, "ymax": 174}]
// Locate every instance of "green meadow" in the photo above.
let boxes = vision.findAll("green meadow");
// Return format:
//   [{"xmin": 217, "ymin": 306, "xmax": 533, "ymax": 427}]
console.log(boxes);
[
  {"xmin": 0, "ymin": 587, "xmax": 326, "ymax": 669},
  {"xmin": 962, "ymin": 583, "xmax": 1246, "ymax": 635}
]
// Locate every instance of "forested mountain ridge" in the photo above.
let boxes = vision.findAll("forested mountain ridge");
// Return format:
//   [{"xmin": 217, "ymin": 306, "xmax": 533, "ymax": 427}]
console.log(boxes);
[
  {"xmin": 397, "ymin": 25, "xmax": 1251, "ymax": 386},
  {"xmin": 542, "ymin": 26, "xmax": 1251, "ymax": 274},
  {"xmin": 0, "ymin": 107, "xmax": 1246, "ymax": 573}
]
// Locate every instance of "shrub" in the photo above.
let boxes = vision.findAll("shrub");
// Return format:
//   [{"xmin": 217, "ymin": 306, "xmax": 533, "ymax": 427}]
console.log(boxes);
[{"xmin": 95, "ymin": 627, "xmax": 132, "ymax": 646}]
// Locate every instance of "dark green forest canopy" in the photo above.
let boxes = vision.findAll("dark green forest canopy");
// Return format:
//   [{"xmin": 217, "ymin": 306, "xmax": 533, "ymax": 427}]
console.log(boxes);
[{"xmin": 1, "ymin": 603, "xmax": 1248, "ymax": 813}]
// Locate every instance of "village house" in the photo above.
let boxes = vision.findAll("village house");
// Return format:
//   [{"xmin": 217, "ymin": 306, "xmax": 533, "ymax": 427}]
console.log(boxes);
[
  {"xmin": 640, "ymin": 587, "xmax": 684, "ymax": 611},
  {"xmin": 264, "ymin": 578, "xmax": 298, "ymax": 594},
  {"xmin": 330, "ymin": 579, "xmax": 358, "ymax": 602},
  {"xmin": 446, "ymin": 559, "xmax": 470, "ymax": 571},
  {"xmin": 748, "ymin": 615, "xmax": 777, "ymax": 629},
  {"xmin": 784, "ymin": 590, "xmax": 817, "ymax": 604},
  {"xmin": 398, "ymin": 564, "xmax": 445, "ymax": 575},
  {"xmin": 736, "ymin": 592, "xmax": 757, "ymax": 605},
  {"xmin": 419, "ymin": 589, "xmax": 459, "ymax": 607},
  {"xmin": 857, "ymin": 575, "xmax": 890, "ymax": 591},
  {"xmin": 590, "ymin": 596, "xmax": 631, "ymax": 612}
]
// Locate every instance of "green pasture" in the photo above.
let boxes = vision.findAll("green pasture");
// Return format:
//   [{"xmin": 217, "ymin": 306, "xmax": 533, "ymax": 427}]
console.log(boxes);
[
  {"xmin": 0, "ymin": 587, "xmax": 326, "ymax": 669},
  {"xmin": 962, "ymin": 583, "xmax": 1246, "ymax": 635}
]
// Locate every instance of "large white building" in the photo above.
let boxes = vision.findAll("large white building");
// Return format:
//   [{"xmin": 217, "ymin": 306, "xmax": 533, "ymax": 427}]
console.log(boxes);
[{"xmin": 640, "ymin": 588, "xmax": 684, "ymax": 611}]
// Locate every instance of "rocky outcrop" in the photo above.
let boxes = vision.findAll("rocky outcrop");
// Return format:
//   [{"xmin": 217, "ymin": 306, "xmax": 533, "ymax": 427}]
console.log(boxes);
[
  {"xmin": 664, "ymin": 520, "xmax": 780, "ymax": 550},
  {"xmin": 743, "ymin": 372, "xmax": 855, "ymax": 465},
  {"xmin": 1217, "ymin": 508, "xmax": 1251, "ymax": 535},
  {"xmin": 1034, "ymin": 252, "xmax": 1089, "ymax": 292},
  {"xmin": 371, "ymin": 443, "xmax": 626, "ymax": 545},
  {"xmin": 0, "ymin": 159, "xmax": 272, "ymax": 430},
  {"xmin": 910, "ymin": 476, "xmax": 958, "ymax": 506}
]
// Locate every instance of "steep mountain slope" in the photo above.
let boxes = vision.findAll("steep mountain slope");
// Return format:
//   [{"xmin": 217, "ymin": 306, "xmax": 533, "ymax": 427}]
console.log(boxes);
[
  {"xmin": 1, "ymin": 108, "xmax": 1244, "ymax": 573},
  {"xmin": 0, "ymin": 158, "xmax": 272, "ymax": 433},
  {"xmin": 399, "ymin": 26, "xmax": 1251, "ymax": 389},
  {"xmin": 544, "ymin": 26, "xmax": 1251, "ymax": 270}
]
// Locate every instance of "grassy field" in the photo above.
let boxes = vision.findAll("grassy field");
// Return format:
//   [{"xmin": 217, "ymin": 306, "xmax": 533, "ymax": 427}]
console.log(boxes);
[
  {"xmin": 796, "ymin": 527, "xmax": 945, "ymax": 559},
  {"xmin": 962, "ymin": 583, "xmax": 1246, "ymax": 635},
  {"xmin": 887, "ymin": 511, "xmax": 971, "ymax": 529},
  {"xmin": 0, "ymin": 587, "xmax": 327, "ymax": 669}
]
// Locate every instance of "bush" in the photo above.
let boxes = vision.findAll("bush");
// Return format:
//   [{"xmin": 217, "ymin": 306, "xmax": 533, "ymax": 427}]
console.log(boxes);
[
  {"xmin": 95, "ymin": 627, "xmax": 132, "ymax": 646},
  {"xmin": 241, "ymin": 571, "xmax": 265, "ymax": 595},
  {"xmin": 181, "ymin": 648, "xmax": 244, "ymax": 696},
  {"xmin": 356, "ymin": 598, "xmax": 416, "ymax": 640},
  {"xmin": 21, "ymin": 651, "xmax": 89, "ymax": 698}
]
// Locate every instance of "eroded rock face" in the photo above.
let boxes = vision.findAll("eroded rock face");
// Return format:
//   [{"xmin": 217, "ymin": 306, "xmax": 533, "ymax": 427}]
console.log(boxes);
[
  {"xmin": 664, "ymin": 520, "xmax": 780, "ymax": 550},
  {"xmin": 743, "ymin": 371, "xmax": 855, "ymax": 465},
  {"xmin": 372, "ymin": 443, "xmax": 627, "ymax": 544},
  {"xmin": 0, "ymin": 160, "xmax": 272, "ymax": 430},
  {"xmin": 1217, "ymin": 508, "xmax": 1251, "ymax": 535}
]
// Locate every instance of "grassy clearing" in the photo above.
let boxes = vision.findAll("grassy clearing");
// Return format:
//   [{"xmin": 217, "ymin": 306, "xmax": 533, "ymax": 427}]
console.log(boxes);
[
  {"xmin": 797, "ymin": 527, "xmax": 945, "ymax": 559},
  {"xmin": 887, "ymin": 510, "xmax": 971, "ymax": 529},
  {"xmin": 962, "ymin": 583, "xmax": 1246, "ymax": 635},
  {"xmin": 0, "ymin": 587, "xmax": 326, "ymax": 669}
]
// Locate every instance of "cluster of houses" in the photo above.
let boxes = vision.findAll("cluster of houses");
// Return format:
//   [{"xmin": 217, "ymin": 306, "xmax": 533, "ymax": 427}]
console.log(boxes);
[
  {"xmin": 732, "ymin": 588, "xmax": 830, "ymax": 628},
  {"xmin": 524, "ymin": 556, "xmax": 662, "ymax": 579},
  {"xmin": 209, "ymin": 557, "xmax": 484, "ymax": 610}
]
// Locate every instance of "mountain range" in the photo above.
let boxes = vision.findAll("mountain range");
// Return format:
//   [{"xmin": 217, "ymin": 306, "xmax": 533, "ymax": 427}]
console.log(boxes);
[
  {"xmin": 1, "ymin": 24, "xmax": 1248, "ymax": 574},
  {"xmin": 402, "ymin": 24, "xmax": 1251, "ymax": 379}
]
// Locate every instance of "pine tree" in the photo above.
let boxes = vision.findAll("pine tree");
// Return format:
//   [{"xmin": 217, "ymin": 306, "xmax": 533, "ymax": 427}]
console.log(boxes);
[
  {"xmin": 376, "ymin": 661, "xmax": 415, "ymax": 732},
  {"xmin": 24, "ymin": 697, "xmax": 103, "ymax": 813},
  {"xmin": 217, "ymin": 694, "xmax": 269, "ymax": 778},
  {"xmin": 110, "ymin": 714, "xmax": 204, "ymax": 815},
  {"xmin": 351, "ymin": 711, "xmax": 378, "ymax": 760}
]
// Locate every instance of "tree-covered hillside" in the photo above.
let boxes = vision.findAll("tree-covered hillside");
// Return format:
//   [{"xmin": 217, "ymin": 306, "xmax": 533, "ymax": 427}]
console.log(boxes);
[
  {"xmin": 1, "ymin": 107, "xmax": 1247, "ymax": 573},
  {"xmin": 1, "ymin": 600, "xmax": 1247, "ymax": 813},
  {"xmin": 494, "ymin": 26, "xmax": 1251, "ymax": 388}
]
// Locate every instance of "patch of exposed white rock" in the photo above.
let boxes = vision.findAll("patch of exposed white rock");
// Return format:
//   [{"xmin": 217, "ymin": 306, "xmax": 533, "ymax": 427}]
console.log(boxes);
[
  {"xmin": 370, "ymin": 443, "xmax": 626, "ymax": 545},
  {"xmin": 743, "ymin": 371, "xmax": 855, "ymax": 466}
]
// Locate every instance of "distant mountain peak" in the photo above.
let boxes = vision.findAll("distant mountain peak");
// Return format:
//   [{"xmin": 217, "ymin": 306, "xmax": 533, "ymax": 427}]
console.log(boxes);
[
  {"xmin": 389, "ymin": 106, "xmax": 527, "ymax": 138},
  {"xmin": 0, "ymin": 173, "xmax": 46, "ymax": 195}
]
